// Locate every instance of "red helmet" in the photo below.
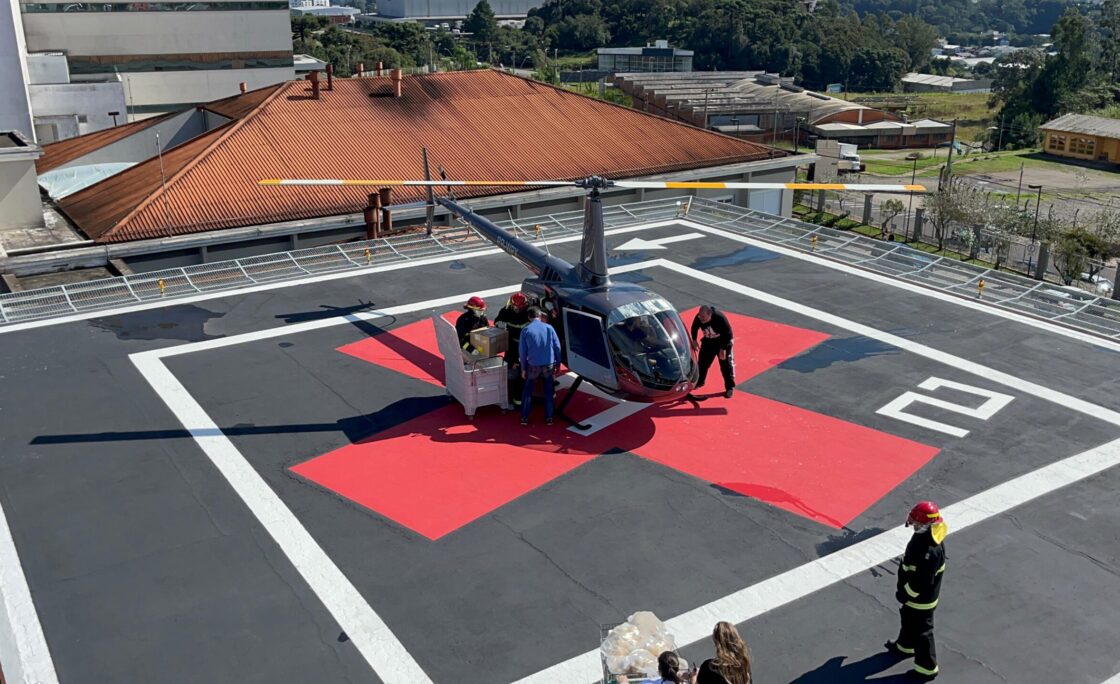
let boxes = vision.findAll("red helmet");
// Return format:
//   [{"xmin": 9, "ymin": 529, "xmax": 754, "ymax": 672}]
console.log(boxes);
[
  {"xmin": 509, "ymin": 292, "xmax": 528, "ymax": 311},
  {"xmin": 906, "ymin": 501, "xmax": 941, "ymax": 527},
  {"xmin": 465, "ymin": 296, "xmax": 486, "ymax": 311}
]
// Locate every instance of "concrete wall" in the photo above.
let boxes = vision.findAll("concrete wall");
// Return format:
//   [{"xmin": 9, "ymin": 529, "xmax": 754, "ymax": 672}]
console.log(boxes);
[
  {"xmin": 0, "ymin": 157, "xmax": 45, "ymax": 229},
  {"xmin": 27, "ymin": 51, "xmax": 69, "ymax": 84},
  {"xmin": 377, "ymin": 0, "xmax": 542, "ymax": 18},
  {"xmin": 50, "ymin": 108, "xmax": 210, "ymax": 171},
  {"xmin": 30, "ymin": 80, "xmax": 127, "ymax": 142},
  {"xmin": 22, "ymin": 10, "xmax": 293, "ymax": 56},
  {"xmin": 1, "ymin": 0, "xmax": 35, "ymax": 141},
  {"xmin": 119, "ymin": 67, "xmax": 293, "ymax": 113}
]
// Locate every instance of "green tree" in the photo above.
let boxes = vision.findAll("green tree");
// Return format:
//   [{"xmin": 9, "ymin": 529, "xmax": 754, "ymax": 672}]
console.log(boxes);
[
  {"xmin": 550, "ymin": 14, "xmax": 611, "ymax": 50},
  {"xmin": 465, "ymin": 0, "xmax": 499, "ymax": 42},
  {"xmin": 889, "ymin": 15, "xmax": 939, "ymax": 72}
]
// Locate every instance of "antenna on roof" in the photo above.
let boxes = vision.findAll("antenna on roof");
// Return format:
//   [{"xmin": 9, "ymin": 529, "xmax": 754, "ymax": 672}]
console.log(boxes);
[
  {"xmin": 155, "ymin": 131, "xmax": 175, "ymax": 237},
  {"xmin": 421, "ymin": 147, "xmax": 434, "ymax": 236}
]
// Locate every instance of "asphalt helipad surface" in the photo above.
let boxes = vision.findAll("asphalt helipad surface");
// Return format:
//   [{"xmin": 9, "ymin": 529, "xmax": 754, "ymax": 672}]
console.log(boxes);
[{"xmin": 2, "ymin": 219, "xmax": 1119, "ymax": 684}]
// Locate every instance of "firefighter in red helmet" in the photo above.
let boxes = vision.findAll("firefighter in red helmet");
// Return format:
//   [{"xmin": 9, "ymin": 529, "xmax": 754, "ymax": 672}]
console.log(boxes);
[
  {"xmin": 886, "ymin": 501, "xmax": 948, "ymax": 680},
  {"xmin": 455, "ymin": 296, "xmax": 489, "ymax": 353},
  {"xmin": 495, "ymin": 292, "xmax": 532, "ymax": 404}
]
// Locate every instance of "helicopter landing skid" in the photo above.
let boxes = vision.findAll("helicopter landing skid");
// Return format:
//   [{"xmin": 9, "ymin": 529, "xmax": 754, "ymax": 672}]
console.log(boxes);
[{"xmin": 557, "ymin": 376, "xmax": 592, "ymax": 430}]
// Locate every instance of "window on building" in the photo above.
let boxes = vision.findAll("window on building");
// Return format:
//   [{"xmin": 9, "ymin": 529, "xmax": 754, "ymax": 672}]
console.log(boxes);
[
  {"xmin": 1068, "ymin": 136, "xmax": 1096, "ymax": 156},
  {"xmin": 1047, "ymin": 134, "xmax": 1066, "ymax": 151},
  {"xmin": 77, "ymin": 114, "xmax": 88, "ymax": 123}
]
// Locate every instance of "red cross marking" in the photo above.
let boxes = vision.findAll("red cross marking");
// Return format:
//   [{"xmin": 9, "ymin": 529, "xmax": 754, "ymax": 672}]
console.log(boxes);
[{"xmin": 290, "ymin": 309, "xmax": 939, "ymax": 539}]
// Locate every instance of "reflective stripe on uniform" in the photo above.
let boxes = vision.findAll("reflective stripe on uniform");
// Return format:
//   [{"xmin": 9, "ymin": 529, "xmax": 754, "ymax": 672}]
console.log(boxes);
[
  {"xmin": 913, "ymin": 663, "xmax": 940, "ymax": 675},
  {"xmin": 894, "ymin": 643, "xmax": 915, "ymax": 654},
  {"xmin": 901, "ymin": 564, "xmax": 916, "ymax": 571},
  {"xmin": 936, "ymin": 563, "xmax": 946, "ymax": 574},
  {"xmin": 903, "ymin": 583, "xmax": 920, "ymax": 598},
  {"xmin": 905, "ymin": 598, "xmax": 939, "ymax": 610}
]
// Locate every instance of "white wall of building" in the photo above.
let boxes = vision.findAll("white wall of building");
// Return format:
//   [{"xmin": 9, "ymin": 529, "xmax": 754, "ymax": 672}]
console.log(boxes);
[
  {"xmin": 30, "ymin": 81, "xmax": 128, "ymax": 142},
  {"xmin": 1, "ymin": 0, "xmax": 36, "ymax": 141},
  {"xmin": 27, "ymin": 51, "xmax": 69, "ymax": 84},
  {"xmin": 0, "ymin": 140, "xmax": 44, "ymax": 229},
  {"xmin": 120, "ymin": 67, "xmax": 292, "ymax": 113},
  {"xmin": 23, "ymin": 10, "xmax": 293, "ymax": 56}
]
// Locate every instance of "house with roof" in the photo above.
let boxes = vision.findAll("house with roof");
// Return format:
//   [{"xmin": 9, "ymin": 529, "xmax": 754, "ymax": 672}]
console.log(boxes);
[
  {"xmin": 1041, "ymin": 114, "xmax": 1120, "ymax": 165},
  {"xmin": 25, "ymin": 69, "xmax": 801, "ymax": 269}
]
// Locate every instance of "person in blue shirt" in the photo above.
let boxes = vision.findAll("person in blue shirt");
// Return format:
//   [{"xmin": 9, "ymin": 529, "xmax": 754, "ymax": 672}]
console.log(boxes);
[{"xmin": 518, "ymin": 307, "xmax": 562, "ymax": 425}]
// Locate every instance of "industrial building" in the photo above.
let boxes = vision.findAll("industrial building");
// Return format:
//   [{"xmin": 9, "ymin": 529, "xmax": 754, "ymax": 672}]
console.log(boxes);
[
  {"xmin": 374, "ymin": 0, "xmax": 541, "ymax": 20},
  {"xmin": 9, "ymin": 69, "xmax": 802, "ymax": 274},
  {"xmin": 1041, "ymin": 114, "xmax": 1120, "ymax": 165},
  {"xmin": 901, "ymin": 72, "xmax": 993, "ymax": 94},
  {"xmin": 19, "ymin": 0, "xmax": 295, "ymax": 121},
  {"xmin": 597, "ymin": 41, "xmax": 693, "ymax": 74},
  {"xmin": 611, "ymin": 71, "xmax": 952, "ymax": 149}
]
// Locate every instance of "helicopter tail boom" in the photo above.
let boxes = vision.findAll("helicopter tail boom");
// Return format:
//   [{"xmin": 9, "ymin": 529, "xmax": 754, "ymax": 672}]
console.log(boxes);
[{"xmin": 437, "ymin": 197, "xmax": 572, "ymax": 281}]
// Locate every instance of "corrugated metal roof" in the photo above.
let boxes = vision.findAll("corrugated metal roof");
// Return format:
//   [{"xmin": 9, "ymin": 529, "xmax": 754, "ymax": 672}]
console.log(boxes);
[
  {"xmin": 201, "ymin": 83, "xmax": 285, "ymax": 120},
  {"xmin": 1041, "ymin": 113, "xmax": 1120, "ymax": 139},
  {"xmin": 37, "ymin": 113, "xmax": 173, "ymax": 173},
  {"xmin": 58, "ymin": 70, "xmax": 777, "ymax": 243}
]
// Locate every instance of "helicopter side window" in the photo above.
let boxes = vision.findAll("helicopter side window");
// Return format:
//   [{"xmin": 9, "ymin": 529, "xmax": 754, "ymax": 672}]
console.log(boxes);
[{"xmin": 562, "ymin": 308, "xmax": 617, "ymax": 390}]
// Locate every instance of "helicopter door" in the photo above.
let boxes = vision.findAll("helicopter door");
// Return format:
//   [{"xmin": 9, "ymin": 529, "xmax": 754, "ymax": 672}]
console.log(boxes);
[{"xmin": 562, "ymin": 308, "xmax": 618, "ymax": 390}]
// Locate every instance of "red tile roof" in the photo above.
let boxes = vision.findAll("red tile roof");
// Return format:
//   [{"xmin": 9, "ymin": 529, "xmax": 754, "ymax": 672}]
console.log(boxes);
[{"xmin": 51, "ymin": 70, "xmax": 779, "ymax": 243}]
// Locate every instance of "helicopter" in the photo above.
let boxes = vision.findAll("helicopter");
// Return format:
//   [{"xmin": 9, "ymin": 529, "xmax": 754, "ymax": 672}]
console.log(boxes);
[{"xmin": 261, "ymin": 172, "xmax": 925, "ymax": 422}]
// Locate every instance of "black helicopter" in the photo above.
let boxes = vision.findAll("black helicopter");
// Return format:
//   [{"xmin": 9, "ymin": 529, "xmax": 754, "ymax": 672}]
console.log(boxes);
[{"xmin": 261, "ymin": 173, "xmax": 924, "ymax": 411}]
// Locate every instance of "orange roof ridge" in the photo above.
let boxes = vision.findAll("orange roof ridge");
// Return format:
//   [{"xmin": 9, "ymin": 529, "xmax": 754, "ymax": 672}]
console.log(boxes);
[
  {"xmin": 37, "ymin": 112, "xmax": 175, "ymax": 173},
  {"xmin": 102, "ymin": 81, "xmax": 293, "ymax": 240}
]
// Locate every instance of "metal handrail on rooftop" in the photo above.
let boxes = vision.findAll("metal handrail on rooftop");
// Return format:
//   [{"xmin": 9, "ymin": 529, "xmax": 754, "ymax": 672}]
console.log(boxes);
[{"xmin": 3, "ymin": 195, "xmax": 1120, "ymax": 342}]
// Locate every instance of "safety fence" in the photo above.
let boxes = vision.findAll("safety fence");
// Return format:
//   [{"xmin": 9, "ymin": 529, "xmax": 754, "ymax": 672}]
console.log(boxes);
[
  {"xmin": 3, "ymin": 195, "xmax": 1120, "ymax": 340},
  {"xmin": 685, "ymin": 197, "xmax": 1120, "ymax": 339},
  {"xmin": 0, "ymin": 197, "xmax": 684, "ymax": 326}
]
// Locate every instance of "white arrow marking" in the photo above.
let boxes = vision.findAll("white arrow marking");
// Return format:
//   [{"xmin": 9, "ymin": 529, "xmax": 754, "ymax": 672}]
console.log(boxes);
[{"xmin": 614, "ymin": 232, "xmax": 704, "ymax": 251}]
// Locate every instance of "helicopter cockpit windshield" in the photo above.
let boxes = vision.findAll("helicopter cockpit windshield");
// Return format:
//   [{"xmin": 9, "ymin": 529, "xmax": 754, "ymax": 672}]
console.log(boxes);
[{"xmin": 606, "ymin": 298, "xmax": 694, "ymax": 390}]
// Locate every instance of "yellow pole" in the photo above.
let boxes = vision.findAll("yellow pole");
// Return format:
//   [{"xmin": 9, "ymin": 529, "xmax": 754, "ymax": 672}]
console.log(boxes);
[
  {"xmin": 365, "ymin": 247, "xmax": 371, "ymax": 265},
  {"xmin": 158, "ymin": 279, "xmax": 165, "ymax": 296},
  {"xmin": 811, "ymin": 234, "xmax": 818, "ymax": 252},
  {"xmin": 978, "ymin": 277, "xmax": 985, "ymax": 299}
]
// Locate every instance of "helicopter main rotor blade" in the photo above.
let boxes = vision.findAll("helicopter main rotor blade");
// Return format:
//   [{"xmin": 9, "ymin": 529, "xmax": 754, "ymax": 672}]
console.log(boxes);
[
  {"xmin": 259, "ymin": 179, "xmax": 578, "ymax": 188},
  {"xmin": 613, "ymin": 180, "xmax": 927, "ymax": 193}
]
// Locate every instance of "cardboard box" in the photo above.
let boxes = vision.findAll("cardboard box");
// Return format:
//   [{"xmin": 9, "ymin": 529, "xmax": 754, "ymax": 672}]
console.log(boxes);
[{"xmin": 470, "ymin": 326, "xmax": 508, "ymax": 358}]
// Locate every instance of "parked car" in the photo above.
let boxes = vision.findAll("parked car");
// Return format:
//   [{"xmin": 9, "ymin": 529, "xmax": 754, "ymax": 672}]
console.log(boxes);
[{"xmin": 1079, "ymin": 272, "xmax": 1113, "ymax": 294}]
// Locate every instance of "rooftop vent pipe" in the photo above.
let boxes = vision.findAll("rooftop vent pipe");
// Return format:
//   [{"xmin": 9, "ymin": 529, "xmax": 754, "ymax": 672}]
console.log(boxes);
[
  {"xmin": 356, "ymin": 62, "xmax": 365, "ymax": 78},
  {"xmin": 239, "ymin": 82, "xmax": 247, "ymax": 94},
  {"xmin": 376, "ymin": 61, "xmax": 383, "ymax": 77},
  {"xmin": 309, "ymin": 70, "xmax": 320, "ymax": 99},
  {"xmin": 391, "ymin": 69, "xmax": 403, "ymax": 97},
  {"xmin": 326, "ymin": 63, "xmax": 333, "ymax": 91}
]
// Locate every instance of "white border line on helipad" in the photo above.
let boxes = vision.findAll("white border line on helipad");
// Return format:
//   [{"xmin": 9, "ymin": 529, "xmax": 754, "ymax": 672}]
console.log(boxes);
[
  {"xmin": 0, "ymin": 497, "xmax": 58, "ymax": 684},
  {"xmin": 125, "ymin": 256, "xmax": 1120, "ymax": 684}
]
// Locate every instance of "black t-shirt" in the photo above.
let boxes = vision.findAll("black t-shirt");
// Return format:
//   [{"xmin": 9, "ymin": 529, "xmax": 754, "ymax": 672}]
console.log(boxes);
[
  {"xmin": 690, "ymin": 308, "xmax": 734, "ymax": 350},
  {"xmin": 697, "ymin": 659, "xmax": 749, "ymax": 684}
]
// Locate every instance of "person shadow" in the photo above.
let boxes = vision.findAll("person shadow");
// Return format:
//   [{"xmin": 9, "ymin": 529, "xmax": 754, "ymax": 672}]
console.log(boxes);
[{"xmin": 789, "ymin": 652, "xmax": 914, "ymax": 683}]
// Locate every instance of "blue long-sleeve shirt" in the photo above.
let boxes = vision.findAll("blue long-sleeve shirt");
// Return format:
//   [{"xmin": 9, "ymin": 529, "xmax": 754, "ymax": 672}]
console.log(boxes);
[{"xmin": 519, "ymin": 319, "xmax": 561, "ymax": 368}]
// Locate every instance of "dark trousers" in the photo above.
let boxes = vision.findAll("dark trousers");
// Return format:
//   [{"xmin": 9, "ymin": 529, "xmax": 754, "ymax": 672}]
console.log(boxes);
[
  {"xmin": 697, "ymin": 342, "xmax": 735, "ymax": 391},
  {"xmin": 521, "ymin": 364, "xmax": 555, "ymax": 421},
  {"xmin": 896, "ymin": 606, "xmax": 937, "ymax": 675}
]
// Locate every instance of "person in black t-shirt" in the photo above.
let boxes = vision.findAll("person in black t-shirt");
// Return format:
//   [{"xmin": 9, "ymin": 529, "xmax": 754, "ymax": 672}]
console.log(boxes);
[{"xmin": 690, "ymin": 305, "xmax": 736, "ymax": 398}]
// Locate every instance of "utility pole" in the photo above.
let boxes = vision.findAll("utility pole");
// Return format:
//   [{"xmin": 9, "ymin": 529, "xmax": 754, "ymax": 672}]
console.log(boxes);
[
  {"xmin": 945, "ymin": 117, "xmax": 958, "ymax": 176},
  {"xmin": 996, "ymin": 114, "xmax": 1004, "ymax": 152},
  {"xmin": 1016, "ymin": 162, "xmax": 1025, "ymax": 210}
]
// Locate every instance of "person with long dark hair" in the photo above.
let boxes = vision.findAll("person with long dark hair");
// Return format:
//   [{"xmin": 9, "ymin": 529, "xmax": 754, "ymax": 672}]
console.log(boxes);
[
  {"xmin": 697, "ymin": 621, "xmax": 752, "ymax": 684},
  {"xmin": 620, "ymin": 650, "xmax": 695, "ymax": 684}
]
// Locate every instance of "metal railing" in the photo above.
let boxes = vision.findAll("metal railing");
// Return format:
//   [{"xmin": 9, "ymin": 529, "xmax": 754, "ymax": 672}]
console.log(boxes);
[
  {"xmin": 0, "ymin": 198, "xmax": 685, "ymax": 326},
  {"xmin": 3, "ymin": 195, "xmax": 1120, "ymax": 341},
  {"xmin": 684, "ymin": 198, "xmax": 1120, "ymax": 339}
]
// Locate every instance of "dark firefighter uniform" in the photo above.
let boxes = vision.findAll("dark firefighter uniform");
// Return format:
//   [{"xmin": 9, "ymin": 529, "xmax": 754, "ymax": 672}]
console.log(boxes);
[
  {"xmin": 889, "ymin": 506, "xmax": 948, "ymax": 680},
  {"xmin": 494, "ymin": 294, "xmax": 532, "ymax": 404},
  {"xmin": 455, "ymin": 297, "xmax": 489, "ymax": 353}
]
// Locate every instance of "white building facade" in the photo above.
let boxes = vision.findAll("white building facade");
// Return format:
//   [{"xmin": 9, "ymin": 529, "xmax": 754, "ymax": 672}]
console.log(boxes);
[
  {"xmin": 27, "ymin": 52, "xmax": 127, "ymax": 142},
  {"xmin": 19, "ymin": 0, "xmax": 295, "ymax": 120}
]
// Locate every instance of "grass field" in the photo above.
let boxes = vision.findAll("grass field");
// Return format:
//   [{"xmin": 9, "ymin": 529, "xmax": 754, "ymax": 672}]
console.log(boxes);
[
  {"xmin": 847, "ymin": 91, "xmax": 995, "ymax": 141},
  {"xmin": 862, "ymin": 148, "xmax": 1092, "ymax": 179}
]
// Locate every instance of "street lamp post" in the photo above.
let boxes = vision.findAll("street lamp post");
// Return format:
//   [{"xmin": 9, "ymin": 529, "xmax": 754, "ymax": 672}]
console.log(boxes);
[
  {"xmin": 903, "ymin": 152, "xmax": 919, "ymax": 240},
  {"xmin": 1027, "ymin": 183, "xmax": 1043, "ymax": 275}
]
